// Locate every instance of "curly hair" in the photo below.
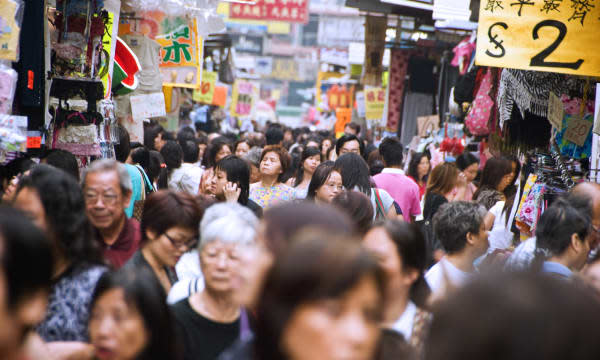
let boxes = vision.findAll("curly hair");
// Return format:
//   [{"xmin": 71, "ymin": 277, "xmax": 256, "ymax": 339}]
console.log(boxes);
[{"xmin": 17, "ymin": 165, "xmax": 103, "ymax": 265}]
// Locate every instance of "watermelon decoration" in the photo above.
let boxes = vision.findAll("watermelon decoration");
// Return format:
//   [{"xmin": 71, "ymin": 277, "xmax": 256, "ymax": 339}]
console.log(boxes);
[{"xmin": 112, "ymin": 37, "xmax": 141, "ymax": 96}]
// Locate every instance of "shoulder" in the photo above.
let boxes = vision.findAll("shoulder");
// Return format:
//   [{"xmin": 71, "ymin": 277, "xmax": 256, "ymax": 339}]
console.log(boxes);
[{"xmin": 425, "ymin": 262, "xmax": 444, "ymax": 291}]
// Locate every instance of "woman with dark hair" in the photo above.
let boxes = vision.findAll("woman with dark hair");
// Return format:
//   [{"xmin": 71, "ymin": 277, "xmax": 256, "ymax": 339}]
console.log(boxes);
[
  {"xmin": 147, "ymin": 150, "xmax": 165, "ymax": 189},
  {"xmin": 249, "ymin": 145, "xmax": 296, "ymax": 208},
  {"xmin": 89, "ymin": 268, "xmax": 181, "ymax": 360},
  {"xmin": 423, "ymin": 163, "xmax": 466, "ymax": 222},
  {"xmin": 321, "ymin": 137, "xmax": 335, "ymax": 161},
  {"xmin": 407, "ymin": 153, "xmax": 431, "ymax": 200},
  {"xmin": 334, "ymin": 153, "xmax": 399, "ymax": 220},
  {"xmin": 472, "ymin": 157, "xmax": 514, "ymax": 201},
  {"xmin": 455, "ymin": 152, "xmax": 479, "ymax": 201},
  {"xmin": 1, "ymin": 156, "xmax": 35, "ymax": 203},
  {"xmin": 213, "ymin": 155, "xmax": 263, "ymax": 217},
  {"xmin": 254, "ymin": 233, "xmax": 385, "ymax": 360},
  {"xmin": 306, "ymin": 162, "xmax": 343, "ymax": 203},
  {"xmin": 363, "ymin": 220, "xmax": 432, "ymax": 357},
  {"xmin": 124, "ymin": 190, "xmax": 201, "ymax": 293},
  {"xmin": 158, "ymin": 140, "xmax": 183, "ymax": 190},
  {"xmin": 332, "ymin": 191, "xmax": 374, "ymax": 235},
  {"xmin": 13, "ymin": 165, "xmax": 107, "ymax": 343},
  {"xmin": 234, "ymin": 139, "xmax": 251, "ymax": 158},
  {"xmin": 204, "ymin": 138, "xmax": 233, "ymax": 169},
  {"xmin": 287, "ymin": 147, "xmax": 321, "ymax": 199}
]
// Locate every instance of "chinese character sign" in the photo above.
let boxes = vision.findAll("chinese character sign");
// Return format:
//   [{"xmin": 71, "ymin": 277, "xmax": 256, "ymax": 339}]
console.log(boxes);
[
  {"xmin": 193, "ymin": 71, "xmax": 217, "ymax": 104},
  {"xmin": 476, "ymin": 0, "xmax": 600, "ymax": 76},
  {"xmin": 231, "ymin": 81, "xmax": 256, "ymax": 117},
  {"xmin": 365, "ymin": 88, "xmax": 386, "ymax": 121},
  {"xmin": 230, "ymin": 0, "xmax": 310, "ymax": 24}
]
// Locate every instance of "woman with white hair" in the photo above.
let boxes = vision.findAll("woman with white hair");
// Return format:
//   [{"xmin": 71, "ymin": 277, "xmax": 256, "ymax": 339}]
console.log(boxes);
[{"xmin": 170, "ymin": 202, "xmax": 258, "ymax": 360}]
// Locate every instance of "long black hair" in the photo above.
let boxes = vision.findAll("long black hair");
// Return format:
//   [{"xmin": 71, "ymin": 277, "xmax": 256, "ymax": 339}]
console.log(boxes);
[
  {"xmin": 158, "ymin": 141, "xmax": 183, "ymax": 190},
  {"xmin": 407, "ymin": 152, "xmax": 431, "ymax": 183},
  {"xmin": 306, "ymin": 161, "xmax": 337, "ymax": 200},
  {"xmin": 216, "ymin": 155, "xmax": 251, "ymax": 205},
  {"xmin": 90, "ymin": 268, "xmax": 181, "ymax": 360},
  {"xmin": 334, "ymin": 153, "xmax": 372, "ymax": 195},
  {"xmin": 472, "ymin": 157, "xmax": 513, "ymax": 200},
  {"xmin": 379, "ymin": 220, "xmax": 431, "ymax": 308},
  {"xmin": 293, "ymin": 147, "xmax": 321, "ymax": 187},
  {"xmin": 204, "ymin": 138, "xmax": 232, "ymax": 169},
  {"xmin": 17, "ymin": 165, "xmax": 104, "ymax": 266}
]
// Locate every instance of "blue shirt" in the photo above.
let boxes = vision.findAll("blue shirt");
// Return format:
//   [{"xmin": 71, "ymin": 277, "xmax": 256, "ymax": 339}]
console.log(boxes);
[
  {"xmin": 541, "ymin": 261, "xmax": 573, "ymax": 279},
  {"xmin": 125, "ymin": 164, "xmax": 143, "ymax": 218}
]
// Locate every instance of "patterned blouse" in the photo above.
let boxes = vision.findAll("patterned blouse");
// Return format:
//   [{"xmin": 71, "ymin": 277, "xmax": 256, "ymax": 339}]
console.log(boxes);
[
  {"xmin": 249, "ymin": 183, "xmax": 296, "ymax": 209},
  {"xmin": 37, "ymin": 263, "xmax": 108, "ymax": 342}
]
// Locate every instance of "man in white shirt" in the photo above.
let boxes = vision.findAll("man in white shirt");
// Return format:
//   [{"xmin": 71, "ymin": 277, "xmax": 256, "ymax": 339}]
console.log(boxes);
[
  {"xmin": 169, "ymin": 140, "xmax": 203, "ymax": 194},
  {"xmin": 426, "ymin": 201, "xmax": 489, "ymax": 299}
]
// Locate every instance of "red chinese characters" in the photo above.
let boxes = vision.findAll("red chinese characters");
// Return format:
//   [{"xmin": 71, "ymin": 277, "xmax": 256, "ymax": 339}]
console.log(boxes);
[{"xmin": 230, "ymin": 0, "xmax": 309, "ymax": 24}]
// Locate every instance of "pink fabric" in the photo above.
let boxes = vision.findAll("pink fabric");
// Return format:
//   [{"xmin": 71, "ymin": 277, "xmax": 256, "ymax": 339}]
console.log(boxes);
[
  {"xmin": 373, "ymin": 173, "xmax": 422, "ymax": 221},
  {"xmin": 451, "ymin": 38, "xmax": 476, "ymax": 74},
  {"xmin": 465, "ymin": 68, "xmax": 492, "ymax": 136}
]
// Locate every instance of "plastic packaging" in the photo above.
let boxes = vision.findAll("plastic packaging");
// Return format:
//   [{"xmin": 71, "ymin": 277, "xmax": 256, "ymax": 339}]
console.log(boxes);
[
  {"xmin": 0, "ymin": 114, "xmax": 27, "ymax": 152},
  {"xmin": 0, "ymin": 62, "xmax": 18, "ymax": 114}
]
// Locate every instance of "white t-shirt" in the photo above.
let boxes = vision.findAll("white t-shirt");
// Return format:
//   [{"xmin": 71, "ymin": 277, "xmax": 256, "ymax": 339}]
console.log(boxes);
[
  {"xmin": 425, "ymin": 257, "xmax": 472, "ymax": 295},
  {"xmin": 370, "ymin": 188, "xmax": 395, "ymax": 220},
  {"xmin": 488, "ymin": 201, "xmax": 514, "ymax": 251},
  {"xmin": 390, "ymin": 301, "xmax": 417, "ymax": 341},
  {"xmin": 168, "ymin": 251, "xmax": 204, "ymax": 304}
]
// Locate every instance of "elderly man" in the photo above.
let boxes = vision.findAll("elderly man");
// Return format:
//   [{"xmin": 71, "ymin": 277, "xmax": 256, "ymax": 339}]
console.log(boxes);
[
  {"xmin": 82, "ymin": 159, "xmax": 141, "ymax": 268},
  {"xmin": 506, "ymin": 182, "xmax": 600, "ymax": 271}
]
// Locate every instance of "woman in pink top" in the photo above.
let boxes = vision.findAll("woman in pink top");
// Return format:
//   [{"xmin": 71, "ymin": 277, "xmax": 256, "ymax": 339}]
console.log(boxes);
[
  {"xmin": 455, "ymin": 152, "xmax": 480, "ymax": 201},
  {"xmin": 407, "ymin": 152, "xmax": 431, "ymax": 199}
]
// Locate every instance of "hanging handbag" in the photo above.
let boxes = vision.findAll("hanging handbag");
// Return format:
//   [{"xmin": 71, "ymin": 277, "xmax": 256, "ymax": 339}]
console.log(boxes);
[{"xmin": 465, "ymin": 68, "xmax": 493, "ymax": 136}]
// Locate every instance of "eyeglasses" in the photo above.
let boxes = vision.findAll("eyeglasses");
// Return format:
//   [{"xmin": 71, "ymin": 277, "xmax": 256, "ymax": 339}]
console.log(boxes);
[
  {"xmin": 164, "ymin": 233, "xmax": 198, "ymax": 250},
  {"xmin": 84, "ymin": 192, "xmax": 119, "ymax": 206}
]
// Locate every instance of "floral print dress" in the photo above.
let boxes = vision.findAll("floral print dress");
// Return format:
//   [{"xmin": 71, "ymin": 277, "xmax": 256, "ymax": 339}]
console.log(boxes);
[{"xmin": 249, "ymin": 183, "xmax": 296, "ymax": 209}]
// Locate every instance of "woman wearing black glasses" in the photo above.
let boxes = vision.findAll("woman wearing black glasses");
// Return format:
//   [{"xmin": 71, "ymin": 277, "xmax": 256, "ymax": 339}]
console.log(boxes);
[{"xmin": 124, "ymin": 190, "xmax": 202, "ymax": 294}]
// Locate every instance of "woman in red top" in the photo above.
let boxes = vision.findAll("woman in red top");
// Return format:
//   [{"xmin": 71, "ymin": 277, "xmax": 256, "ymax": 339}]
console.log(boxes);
[{"xmin": 407, "ymin": 152, "xmax": 431, "ymax": 199}]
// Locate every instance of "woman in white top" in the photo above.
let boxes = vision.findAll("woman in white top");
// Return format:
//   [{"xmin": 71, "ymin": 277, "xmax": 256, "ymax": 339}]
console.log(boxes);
[
  {"xmin": 363, "ymin": 220, "xmax": 432, "ymax": 356},
  {"xmin": 286, "ymin": 146, "xmax": 321, "ymax": 199}
]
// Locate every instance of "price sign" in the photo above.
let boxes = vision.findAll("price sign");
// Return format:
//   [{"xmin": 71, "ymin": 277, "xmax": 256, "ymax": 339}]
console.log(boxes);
[
  {"xmin": 564, "ymin": 116, "xmax": 592, "ymax": 146},
  {"xmin": 476, "ymin": 0, "xmax": 600, "ymax": 77},
  {"xmin": 192, "ymin": 71, "xmax": 217, "ymax": 104},
  {"xmin": 365, "ymin": 88, "xmax": 386, "ymax": 121},
  {"xmin": 26, "ymin": 136, "xmax": 41, "ymax": 149},
  {"xmin": 130, "ymin": 92, "xmax": 167, "ymax": 120},
  {"xmin": 548, "ymin": 92, "xmax": 564, "ymax": 130}
]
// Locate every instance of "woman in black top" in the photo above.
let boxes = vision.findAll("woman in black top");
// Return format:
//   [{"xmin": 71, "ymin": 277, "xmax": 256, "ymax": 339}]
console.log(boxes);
[
  {"xmin": 423, "ymin": 163, "xmax": 464, "ymax": 221},
  {"xmin": 212, "ymin": 155, "xmax": 263, "ymax": 218},
  {"xmin": 124, "ymin": 190, "xmax": 201, "ymax": 294}
]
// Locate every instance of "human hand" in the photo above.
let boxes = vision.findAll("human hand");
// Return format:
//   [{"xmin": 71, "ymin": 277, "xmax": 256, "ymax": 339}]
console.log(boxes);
[
  {"xmin": 224, "ymin": 182, "xmax": 241, "ymax": 203},
  {"xmin": 457, "ymin": 172, "xmax": 468, "ymax": 187}
]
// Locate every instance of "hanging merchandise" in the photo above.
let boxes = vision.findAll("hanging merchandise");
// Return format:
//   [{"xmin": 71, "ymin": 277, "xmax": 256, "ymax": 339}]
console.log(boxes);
[
  {"xmin": 112, "ymin": 36, "xmax": 142, "ymax": 95},
  {"xmin": 121, "ymin": 34, "xmax": 162, "ymax": 92},
  {"xmin": 0, "ymin": 64, "xmax": 18, "ymax": 114},
  {"xmin": 465, "ymin": 68, "xmax": 493, "ymax": 136},
  {"xmin": 0, "ymin": 0, "xmax": 24, "ymax": 61},
  {"xmin": 364, "ymin": 87, "xmax": 386, "ymax": 121},
  {"xmin": 451, "ymin": 36, "xmax": 476, "ymax": 75},
  {"xmin": 218, "ymin": 48, "xmax": 235, "ymax": 85},
  {"xmin": 554, "ymin": 95, "xmax": 595, "ymax": 159},
  {"xmin": 362, "ymin": 15, "xmax": 387, "ymax": 87},
  {"xmin": 231, "ymin": 80, "xmax": 255, "ymax": 118},
  {"xmin": 51, "ymin": 101, "xmax": 102, "ymax": 157},
  {"xmin": 0, "ymin": 114, "xmax": 27, "ymax": 154}
]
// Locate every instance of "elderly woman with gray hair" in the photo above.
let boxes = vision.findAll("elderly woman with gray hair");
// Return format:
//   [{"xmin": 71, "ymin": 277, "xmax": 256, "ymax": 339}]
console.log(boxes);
[{"xmin": 171, "ymin": 202, "xmax": 258, "ymax": 360}]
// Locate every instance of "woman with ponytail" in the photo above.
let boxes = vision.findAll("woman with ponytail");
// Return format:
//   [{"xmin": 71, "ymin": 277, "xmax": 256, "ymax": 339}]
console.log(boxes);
[{"xmin": 362, "ymin": 220, "xmax": 432, "ymax": 357}]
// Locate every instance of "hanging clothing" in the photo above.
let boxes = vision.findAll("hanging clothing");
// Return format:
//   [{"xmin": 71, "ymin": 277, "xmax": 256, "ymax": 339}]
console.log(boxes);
[{"xmin": 400, "ymin": 93, "xmax": 435, "ymax": 146}]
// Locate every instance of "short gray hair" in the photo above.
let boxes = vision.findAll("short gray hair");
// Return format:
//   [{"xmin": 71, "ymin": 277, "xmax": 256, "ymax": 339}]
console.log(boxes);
[
  {"xmin": 82, "ymin": 159, "xmax": 132, "ymax": 194},
  {"xmin": 244, "ymin": 146, "xmax": 263, "ymax": 167},
  {"xmin": 433, "ymin": 201, "xmax": 487, "ymax": 254},
  {"xmin": 199, "ymin": 202, "xmax": 258, "ymax": 251}
]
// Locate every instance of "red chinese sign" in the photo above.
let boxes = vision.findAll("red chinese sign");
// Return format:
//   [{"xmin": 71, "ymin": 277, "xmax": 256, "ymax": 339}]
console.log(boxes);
[{"xmin": 230, "ymin": 0, "xmax": 309, "ymax": 24}]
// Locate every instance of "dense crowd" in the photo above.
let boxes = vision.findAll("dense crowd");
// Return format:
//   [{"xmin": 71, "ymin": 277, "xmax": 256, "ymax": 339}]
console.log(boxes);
[{"xmin": 1, "ymin": 120, "xmax": 600, "ymax": 360}]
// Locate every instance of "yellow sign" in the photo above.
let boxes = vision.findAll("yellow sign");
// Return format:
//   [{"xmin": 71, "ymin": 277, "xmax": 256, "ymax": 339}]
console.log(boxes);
[
  {"xmin": 193, "ymin": 71, "xmax": 217, "ymax": 104},
  {"xmin": 231, "ymin": 81, "xmax": 255, "ymax": 117},
  {"xmin": 475, "ymin": 0, "xmax": 600, "ymax": 77},
  {"xmin": 365, "ymin": 88, "xmax": 386, "ymax": 120}
]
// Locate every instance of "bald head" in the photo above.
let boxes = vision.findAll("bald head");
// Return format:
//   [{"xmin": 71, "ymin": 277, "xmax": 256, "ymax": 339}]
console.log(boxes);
[{"xmin": 572, "ymin": 182, "xmax": 600, "ymax": 224}]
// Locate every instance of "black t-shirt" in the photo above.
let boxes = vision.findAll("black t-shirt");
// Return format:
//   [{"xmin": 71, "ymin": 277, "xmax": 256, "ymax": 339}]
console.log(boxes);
[
  {"xmin": 423, "ymin": 193, "xmax": 448, "ymax": 221},
  {"xmin": 244, "ymin": 199, "xmax": 263, "ymax": 218},
  {"xmin": 172, "ymin": 298, "xmax": 241, "ymax": 360}
]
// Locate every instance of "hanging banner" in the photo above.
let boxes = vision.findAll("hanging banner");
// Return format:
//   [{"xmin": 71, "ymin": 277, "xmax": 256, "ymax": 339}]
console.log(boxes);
[
  {"xmin": 230, "ymin": 0, "xmax": 310, "ymax": 24},
  {"xmin": 475, "ymin": 0, "xmax": 600, "ymax": 77},
  {"xmin": 130, "ymin": 92, "xmax": 167, "ymax": 120},
  {"xmin": 334, "ymin": 108, "xmax": 352, "ymax": 137},
  {"xmin": 365, "ymin": 88, "xmax": 386, "ymax": 120},
  {"xmin": 193, "ymin": 71, "xmax": 217, "ymax": 104},
  {"xmin": 231, "ymin": 81, "xmax": 255, "ymax": 117}
]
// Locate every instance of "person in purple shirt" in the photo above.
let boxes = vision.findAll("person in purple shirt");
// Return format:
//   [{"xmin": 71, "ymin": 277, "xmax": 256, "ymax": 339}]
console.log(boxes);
[{"xmin": 373, "ymin": 137, "xmax": 422, "ymax": 222}]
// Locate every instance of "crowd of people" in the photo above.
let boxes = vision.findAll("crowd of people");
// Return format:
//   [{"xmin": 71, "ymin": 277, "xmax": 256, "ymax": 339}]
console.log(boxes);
[{"xmin": 2, "ymin": 120, "xmax": 600, "ymax": 360}]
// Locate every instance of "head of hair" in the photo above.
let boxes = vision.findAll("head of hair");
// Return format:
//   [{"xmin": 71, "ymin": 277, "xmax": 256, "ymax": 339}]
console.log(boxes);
[
  {"xmin": 181, "ymin": 139, "xmax": 200, "ymax": 163},
  {"xmin": 1, "ymin": 157, "xmax": 35, "ymax": 191},
  {"xmin": 198, "ymin": 202, "xmax": 258, "ymax": 252},
  {"xmin": 426, "ymin": 162, "xmax": 459, "ymax": 197},
  {"xmin": 455, "ymin": 152, "xmax": 479, "ymax": 171},
  {"xmin": 234, "ymin": 139, "xmax": 249, "ymax": 153},
  {"xmin": 367, "ymin": 150, "xmax": 385, "ymax": 177},
  {"xmin": 334, "ymin": 153, "xmax": 372, "ymax": 195},
  {"xmin": 216, "ymin": 155, "xmax": 250, "ymax": 205},
  {"xmin": 259, "ymin": 146, "xmax": 291, "ymax": 183},
  {"xmin": 536, "ymin": 197, "xmax": 590, "ymax": 258},
  {"xmin": 335, "ymin": 134, "xmax": 365, "ymax": 156},
  {"xmin": 262, "ymin": 202, "xmax": 355, "ymax": 256},
  {"xmin": 17, "ymin": 165, "xmax": 103, "ymax": 264},
  {"xmin": 42, "ymin": 149, "xmax": 80, "ymax": 181},
  {"xmin": 293, "ymin": 146, "xmax": 321, "ymax": 187},
  {"xmin": 82, "ymin": 159, "xmax": 132, "ymax": 195},
  {"xmin": 90, "ymin": 268, "xmax": 180, "ymax": 360},
  {"xmin": 140, "ymin": 190, "xmax": 202, "ymax": 246},
  {"xmin": 196, "ymin": 133, "xmax": 208, "ymax": 145},
  {"xmin": 113, "ymin": 125, "xmax": 131, "ymax": 163},
  {"xmin": 426, "ymin": 272, "xmax": 600, "ymax": 360},
  {"xmin": 130, "ymin": 147, "xmax": 151, "ymax": 172},
  {"xmin": 375, "ymin": 328, "xmax": 416, "ymax": 360},
  {"xmin": 0, "ymin": 206, "xmax": 54, "ymax": 309},
  {"xmin": 177, "ymin": 127, "xmax": 196, "ymax": 145},
  {"xmin": 407, "ymin": 152, "xmax": 430, "ymax": 182},
  {"xmin": 147, "ymin": 151, "xmax": 164, "ymax": 185},
  {"xmin": 306, "ymin": 161, "xmax": 337, "ymax": 200},
  {"xmin": 244, "ymin": 146, "xmax": 263, "ymax": 168},
  {"xmin": 473, "ymin": 157, "xmax": 513, "ymax": 199},
  {"xmin": 143, "ymin": 124, "xmax": 163, "ymax": 150},
  {"xmin": 332, "ymin": 191, "xmax": 374, "ymax": 235},
  {"xmin": 345, "ymin": 122, "xmax": 361, "ymax": 134},
  {"xmin": 205, "ymin": 138, "xmax": 232, "ymax": 168},
  {"xmin": 379, "ymin": 220, "xmax": 431, "ymax": 308},
  {"xmin": 433, "ymin": 201, "xmax": 486, "ymax": 255},
  {"xmin": 379, "ymin": 137, "xmax": 404, "ymax": 167},
  {"xmin": 265, "ymin": 125, "xmax": 284, "ymax": 145},
  {"xmin": 255, "ymin": 233, "xmax": 385, "ymax": 360},
  {"xmin": 159, "ymin": 140, "xmax": 183, "ymax": 173}
]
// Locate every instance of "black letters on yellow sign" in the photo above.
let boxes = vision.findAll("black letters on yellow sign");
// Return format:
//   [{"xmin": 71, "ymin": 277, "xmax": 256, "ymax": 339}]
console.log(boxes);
[
  {"xmin": 485, "ymin": 22, "xmax": 508, "ymax": 58},
  {"xmin": 529, "ymin": 20, "xmax": 584, "ymax": 69}
]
